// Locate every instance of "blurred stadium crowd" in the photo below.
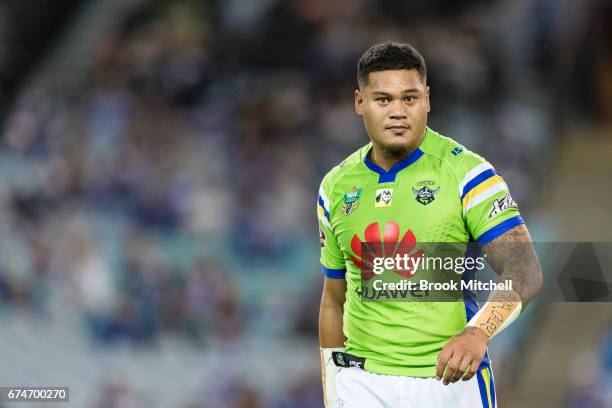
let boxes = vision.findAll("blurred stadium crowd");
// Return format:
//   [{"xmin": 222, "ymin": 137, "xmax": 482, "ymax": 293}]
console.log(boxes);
[{"xmin": 0, "ymin": 0, "xmax": 611, "ymax": 406}]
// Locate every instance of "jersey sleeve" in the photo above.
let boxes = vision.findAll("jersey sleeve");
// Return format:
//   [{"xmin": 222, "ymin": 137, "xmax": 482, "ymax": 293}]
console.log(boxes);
[
  {"xmin": 317, "ymin": 174, "xmax": 346, "ymax": 279},
  {"xmin": 457, "ymin": 154, "xmax": 524, "ymax": 243}
]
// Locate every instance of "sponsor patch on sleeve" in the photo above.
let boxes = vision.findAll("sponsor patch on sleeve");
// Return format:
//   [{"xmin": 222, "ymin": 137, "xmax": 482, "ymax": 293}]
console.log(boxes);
[{"xmin": 488, "ymin": 193, "xmax": 518, "ymax": 218}]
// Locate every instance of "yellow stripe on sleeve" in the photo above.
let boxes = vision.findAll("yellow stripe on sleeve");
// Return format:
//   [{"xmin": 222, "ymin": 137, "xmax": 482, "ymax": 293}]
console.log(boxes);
[
  {"xmin": 318, "ymin": 204, "xmax": 332, "ymax": 229},
  {"xmin": 462, "ymin": 175, "xmax": 504, "ymax": 208}
]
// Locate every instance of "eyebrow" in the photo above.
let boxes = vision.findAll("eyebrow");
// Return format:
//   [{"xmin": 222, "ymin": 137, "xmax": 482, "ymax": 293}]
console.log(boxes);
[{"xmin": 371, "ymin": 89, "xmax": 420, "ymax": 96}]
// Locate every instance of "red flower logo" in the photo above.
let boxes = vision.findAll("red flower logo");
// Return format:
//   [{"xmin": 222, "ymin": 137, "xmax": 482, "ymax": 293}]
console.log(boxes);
[{"xmin": 350, "ymin": 221, "xmax": 424, "ymax": 280}]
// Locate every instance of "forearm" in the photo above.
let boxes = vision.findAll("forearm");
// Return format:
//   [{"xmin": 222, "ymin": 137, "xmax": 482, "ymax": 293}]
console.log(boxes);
[
  {"xmin": 319, "ymin": 286, "xmax": 346, "ymax": 408},
  {"xmin": 468, "ymin": 225, "xmax": 543, "ymax": 339},
  {"xmin": 319, "ymin": 302, "xmax": 346, "ymax": 348}
]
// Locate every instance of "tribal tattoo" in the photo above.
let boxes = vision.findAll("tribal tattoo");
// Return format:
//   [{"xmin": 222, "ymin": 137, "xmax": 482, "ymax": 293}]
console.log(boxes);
[{"xmin": 482, "ymin": 224, "xmax": 543, "ymax": 310}]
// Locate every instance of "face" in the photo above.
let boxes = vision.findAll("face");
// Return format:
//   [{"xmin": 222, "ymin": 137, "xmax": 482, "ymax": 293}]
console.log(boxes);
[{"xmin": 355, "ymin": 69, "xmax": 430, "ymax": 157}]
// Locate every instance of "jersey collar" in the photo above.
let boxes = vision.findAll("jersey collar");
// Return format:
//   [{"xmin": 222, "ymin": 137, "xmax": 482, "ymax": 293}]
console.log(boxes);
[{"xmin": 363, "ymin": 145, "xmax": 424, "ymax": 183}]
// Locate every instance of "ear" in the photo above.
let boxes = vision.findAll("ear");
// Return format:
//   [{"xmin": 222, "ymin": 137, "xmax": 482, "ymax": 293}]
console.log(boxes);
[
  {"xmin": 425, "ymin": 86, "xmax": 430, "ymax": 113},
  {"xmin": 355, "ymin": 89, "xmax": 364, "ymax": 116}
]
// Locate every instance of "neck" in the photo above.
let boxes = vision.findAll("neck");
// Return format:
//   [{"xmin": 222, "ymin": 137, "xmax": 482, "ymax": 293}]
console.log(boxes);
[{"xmin": 369, "ymin": 131, "xmax": 426, "ymax": 172}]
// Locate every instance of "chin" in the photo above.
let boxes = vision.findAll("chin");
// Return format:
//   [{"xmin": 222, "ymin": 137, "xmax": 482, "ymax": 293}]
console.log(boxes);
[
  {"xmin": 381, "ymin": 143, "xmax": 411, "ymax": 158},
  {"xmin": 379, "ymin": 137, "xmax": 413, "ymax": 156}
]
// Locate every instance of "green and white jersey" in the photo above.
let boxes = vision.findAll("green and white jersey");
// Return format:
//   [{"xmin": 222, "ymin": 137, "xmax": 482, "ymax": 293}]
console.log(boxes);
[{"xmin": 317, "ymin": 127, "xmax": 523, "ymax": 377}]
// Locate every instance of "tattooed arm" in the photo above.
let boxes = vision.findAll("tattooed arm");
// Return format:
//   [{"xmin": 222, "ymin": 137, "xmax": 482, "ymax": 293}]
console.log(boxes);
[
  {"xmin": 482, "ymin": 224, "xmax": 543, "ymax": 310},
  {"xmin": 436, "ymin": 224, "xmax": 543, "ymax": 385}
]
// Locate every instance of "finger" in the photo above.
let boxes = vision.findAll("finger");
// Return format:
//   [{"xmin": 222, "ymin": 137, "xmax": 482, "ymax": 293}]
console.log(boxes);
[
  {"xmin": 435, "ymin": 349, "xmax": 453, "ymax": 380},
  {"xmin": 442, "ymin": 354, "xmax": 461, "ymax": 385},
  {"xmin": 451, "ymin": 355, "xmax": 472, "ymax": 384},
  {"xmin": 462, "ymin": 358, "xmax": 480, "ymax": 381}
]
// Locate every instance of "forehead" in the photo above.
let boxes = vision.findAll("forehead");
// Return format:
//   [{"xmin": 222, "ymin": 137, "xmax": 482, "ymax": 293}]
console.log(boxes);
[{"xmin": 364, "ymin": 69, "xmax": 425, "ymax": 92}]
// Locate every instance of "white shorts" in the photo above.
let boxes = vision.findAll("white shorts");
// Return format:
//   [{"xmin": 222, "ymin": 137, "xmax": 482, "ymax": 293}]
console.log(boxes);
[{"xmin": 335, "ymin": 366, "xmax": 496, "ymax": 408}]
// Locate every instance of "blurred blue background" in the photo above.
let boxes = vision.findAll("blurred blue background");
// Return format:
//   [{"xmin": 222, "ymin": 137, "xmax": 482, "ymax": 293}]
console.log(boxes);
[{"xmin": 0, "ymin": 0, "xmax": 611, "ymax": 407}]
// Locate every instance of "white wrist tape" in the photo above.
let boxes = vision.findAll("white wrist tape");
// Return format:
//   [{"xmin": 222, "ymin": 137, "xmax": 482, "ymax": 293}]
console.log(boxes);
[
  {"xmin": 467, "ymin": 290, "xmax": 522, "ymax": 338},
  {"xmin": 320, "ymin": 347, "xmax": 344, "ymax": 407}
]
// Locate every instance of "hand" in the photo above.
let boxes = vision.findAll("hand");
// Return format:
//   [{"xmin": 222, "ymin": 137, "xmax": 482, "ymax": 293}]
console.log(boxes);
[{"xmin": 435, "ymin": 327, "xmax": 489, "ymax": 385}]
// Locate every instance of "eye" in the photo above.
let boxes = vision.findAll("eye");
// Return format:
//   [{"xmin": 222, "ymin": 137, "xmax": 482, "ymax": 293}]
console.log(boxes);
[
  {"xmin": 376, "ymin": 97, "xmax": 389, "ymax": 103},
  {"xmin": 403, "ymin": 96, "xmax": 416, "ymax": 102}
]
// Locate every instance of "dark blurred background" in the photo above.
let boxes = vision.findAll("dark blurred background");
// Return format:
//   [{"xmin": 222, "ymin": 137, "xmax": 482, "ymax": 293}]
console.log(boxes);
[{"xmin": 0, "ymin": 0, "xmax": 611, "ymax": 407}]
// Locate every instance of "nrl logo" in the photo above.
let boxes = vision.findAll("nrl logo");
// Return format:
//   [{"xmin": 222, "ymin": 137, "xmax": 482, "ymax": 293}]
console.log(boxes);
[
  {"xmin": 341, "ymin": 187, "xmax": 362, "ymax": 216},
  {"xmin": 336, "ymin": 353, "xmax": 345, "ymax": 366},
  {"xmin": 412, "ymin": 185, "xmax": 440, "ymax": 205}
]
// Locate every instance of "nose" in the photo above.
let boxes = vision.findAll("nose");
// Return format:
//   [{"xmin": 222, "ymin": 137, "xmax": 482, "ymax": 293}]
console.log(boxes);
[{"xmin": 389, "ymin": 99, "xmax": 407, "ymax": 119}]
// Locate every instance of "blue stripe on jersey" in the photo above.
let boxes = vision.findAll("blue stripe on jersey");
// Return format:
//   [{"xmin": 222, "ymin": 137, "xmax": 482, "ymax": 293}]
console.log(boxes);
[
  {"xmin": 321, "ymin": 265, "xmax": 346, "ymax": 279},
  {"xmin": 461, "ymin": 169, "xmax": 498, "ymax": 200},
  {"xmin": 477, "ymin": 370, "xmax": 490, "ymax": 408},
  {"xmin": 462, "ymin": 252, "xmax": 480, "ymax": 322},
  {"xmin": 462, "ymin": 244, "xmax": 490, "ymax": 368},
  {"xmin": 476, "ymin": 215, "xmax": 524, "ymax": 244},
  {"xmin": 318, "ymin": 195, "xmax": 331, "ymax": 222},
  {"xmin": 364, "ymin": 148, "xmax": 424, "ymax": 183}
]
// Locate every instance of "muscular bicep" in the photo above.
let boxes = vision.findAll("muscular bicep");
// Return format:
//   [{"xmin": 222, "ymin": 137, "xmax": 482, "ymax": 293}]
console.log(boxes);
[
  {"xmin": 482, "ymin": 224, "xmax": 543, "ymax": 306},
  {"xmin": 483, "ymin": 224, "xmax": 532, "ymax": 272},
  {"xmin": 321, "ymin": 277, "xmax": 347, "ymax": 310},
  {"xmin": 319, "ymin": 277, "xmax": 347, "ymax": 348}
]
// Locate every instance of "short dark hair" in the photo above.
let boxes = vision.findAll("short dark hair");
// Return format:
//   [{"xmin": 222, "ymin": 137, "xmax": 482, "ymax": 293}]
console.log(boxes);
[{"xmin": 357, "ymin": 42, "xmax": 427, "ymax": 88}]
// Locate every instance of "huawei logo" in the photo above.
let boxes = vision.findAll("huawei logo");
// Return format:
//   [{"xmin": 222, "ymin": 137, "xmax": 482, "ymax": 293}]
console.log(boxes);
[{"xmin": 350, "ymin": 221, "xmax": 424, "ymax": 280}]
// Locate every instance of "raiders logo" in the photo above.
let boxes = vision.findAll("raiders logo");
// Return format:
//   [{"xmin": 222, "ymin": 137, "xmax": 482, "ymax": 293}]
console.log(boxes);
[{"xmin": 412, "ymin": 185, "xmax": 440, "ymax": 205}]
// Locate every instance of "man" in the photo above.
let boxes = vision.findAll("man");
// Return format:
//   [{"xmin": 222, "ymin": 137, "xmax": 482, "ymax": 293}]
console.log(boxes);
[{"xmin": 317, "ymin": 42, "xmax": 543, "ymax": 407}]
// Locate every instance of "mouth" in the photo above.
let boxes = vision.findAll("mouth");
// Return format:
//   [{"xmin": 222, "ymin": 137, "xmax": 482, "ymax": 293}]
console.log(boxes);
[{"xmin": 385, "ymin": 125, "xmax": 410, "ymax": 135}]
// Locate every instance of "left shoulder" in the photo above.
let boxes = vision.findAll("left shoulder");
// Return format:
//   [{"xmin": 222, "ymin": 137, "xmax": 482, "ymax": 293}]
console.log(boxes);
[{"xmin": 420, "ymin": 128, "xmax": 497, "ymax": 186}]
